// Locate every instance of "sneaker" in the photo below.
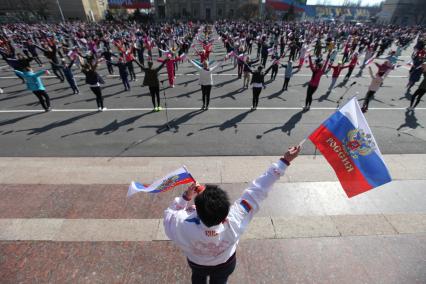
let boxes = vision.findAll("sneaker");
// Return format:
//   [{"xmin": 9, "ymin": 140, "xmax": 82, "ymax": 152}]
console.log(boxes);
[
  {"xmin": 102, "ymin": 107, "xmax": 107, "ymax": 111},
  {"xmin": 201, "ymin": 106, "xmax": 205, "ymax": 110},
  {"xmin": 205, "ymin": 106, "xmax": 209, "ymax": 110},
  {"xmin": 154, "ymin": 107, "xmax": 159, "ymax": 112},
  {"xmin": 157, "ymin": 106, "xmax": 163, "ymax": 111},
  {"xmin": 153, "ymin": 107, "xmax": 157, "ymax": 112},
  {"xmin": 98, "ymin": 107, "xmax": 102, "ymax": 111},
  {"xmin": 172, "ymin": 85, "xmax": 175, "ymax": 88},
  {"xmin": 0, "ymin": 88, "xmax": 3, "ymax": 94}
]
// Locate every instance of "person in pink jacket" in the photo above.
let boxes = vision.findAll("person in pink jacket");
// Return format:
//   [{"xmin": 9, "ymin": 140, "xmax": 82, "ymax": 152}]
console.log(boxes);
[
  {"xmin": 304, "ymin": 54, "xmax": 329, "ymax": 111},
  {"xmin": 157, "ymin": 53, "xmax": 185, "ymax": 88}
]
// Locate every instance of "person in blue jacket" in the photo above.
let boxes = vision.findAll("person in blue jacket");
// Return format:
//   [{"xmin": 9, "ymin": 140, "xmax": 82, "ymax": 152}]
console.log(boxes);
[{"xmin": 15, "ymin": 66, "xmax": 51, "ymax": 112}]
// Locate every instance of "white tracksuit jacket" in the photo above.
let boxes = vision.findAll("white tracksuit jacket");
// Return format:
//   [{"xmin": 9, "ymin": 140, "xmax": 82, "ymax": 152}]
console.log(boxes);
[{"xmin": 163, "ymin": 160, "xmax": 288, "ymax": 266}]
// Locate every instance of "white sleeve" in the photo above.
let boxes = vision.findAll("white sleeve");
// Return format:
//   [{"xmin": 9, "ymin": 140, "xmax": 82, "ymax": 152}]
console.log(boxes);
[
  {"xmin": 189, "ymin": 59, "xmax": 202, "ymax": 70},
  {"xmin": 226, "ymin": 160, "xmax": 288, "ymax": 240},
  {"xmin": 163, "ymin": 196, "xmax": 189, "ymax": 241}
]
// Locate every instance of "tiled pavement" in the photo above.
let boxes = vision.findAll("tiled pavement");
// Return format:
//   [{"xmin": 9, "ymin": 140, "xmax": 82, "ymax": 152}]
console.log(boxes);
[{"xmin": 0, "ymin": 156, "xmax": 425, "ymax": 283}]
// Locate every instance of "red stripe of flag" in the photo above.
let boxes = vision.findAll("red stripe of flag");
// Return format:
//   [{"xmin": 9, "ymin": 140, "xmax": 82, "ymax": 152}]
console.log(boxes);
[{"xmin": 309, "ymin": 124, "xmax": 373, "ymax": 197}]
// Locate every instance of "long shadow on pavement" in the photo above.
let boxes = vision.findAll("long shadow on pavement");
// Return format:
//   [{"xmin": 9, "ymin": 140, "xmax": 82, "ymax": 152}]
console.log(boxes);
[
  {"xmin": 216, "ymin": 77, "xmax": 240, "ymax": 87},
  {"xmin": 164, "ymin": 109, "xmax": 204, "ymax": 132},
  {"xmin": 61, "ymin": 111, "xmax": 154, "ymax": 138},
  {"xmin": 199, "ymin": 110, "xmax": 251, "ymax": 132},
  {"xmin": 17, "ymin": 112, "xmax": 98, "ymax": 136},
  {"xmin": 0, "ymin": 112, "xmax": 44, "ymax": 128},
  {"xmin": 211, "ymin": 87, "xmax": 246, "ymax": 101},
  {"xmin": 258, "ymin": 110, "xmax": 303, "ymax": 138}
]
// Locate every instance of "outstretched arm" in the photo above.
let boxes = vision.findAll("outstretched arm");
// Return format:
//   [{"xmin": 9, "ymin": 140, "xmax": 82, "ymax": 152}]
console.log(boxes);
[
  {"xmin": 189, "ymin": 59, "xmax": 202, "ymax": 70},
  {"xmin": 226, "ymin": 146, "xmax": 301, "ymax": 240}
]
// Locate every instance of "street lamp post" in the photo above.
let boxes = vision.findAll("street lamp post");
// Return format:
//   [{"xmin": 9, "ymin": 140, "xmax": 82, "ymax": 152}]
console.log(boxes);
[{"xmin": 56, "ymin": 0, "xmax": 66, "ymax": 22}]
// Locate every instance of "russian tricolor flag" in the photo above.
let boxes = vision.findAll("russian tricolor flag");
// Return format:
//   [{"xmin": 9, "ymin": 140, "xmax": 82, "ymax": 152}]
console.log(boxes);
[
  {"xmin": 128, "ymin": 167, "xmax": 196, "ymax": 197},
  {"xmin": 309, "ymin": 98, "xmax": 391, "ymax": 198}
]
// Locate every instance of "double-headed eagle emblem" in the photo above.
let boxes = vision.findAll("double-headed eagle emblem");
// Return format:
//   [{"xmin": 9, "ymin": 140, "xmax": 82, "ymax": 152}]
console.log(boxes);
[{"xmin": 343, "ymin": 129, "xmax": 376, "ymax": 159}]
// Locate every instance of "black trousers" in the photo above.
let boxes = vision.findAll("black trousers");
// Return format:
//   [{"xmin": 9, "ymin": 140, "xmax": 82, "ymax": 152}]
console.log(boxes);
[
  {"xmin": 362, "ymin": 90, "xmax": 376, "ymax": 110},
  {"xmin": 120, "ymin": 74, "xmax": 130, "ymax": 91},
  {"xmin": 261, "ymin": 55, "xmax": 267, "ymax": 67},
  {"xmin": 237, "ymin": 64, "xmax": 243, "ymax": 78},
  {"xmin": 283, "ymin": 77, "xmax": 290, "ymax": 90},
  {"xmin": 188, "ymin": 254, "xmax": 236, "ymax": 284},
  {"xmin": 65, "ymin": 76, "xmax": 79, "ymax": 93},
  {"xmin": 252, "ymin": 87, "xmax": 262, "ymax": 108},
  {"xmin": 127, "ymin": 62, "xmax": 136, "ymax": 81},
  {"xmin": 410, "ymin": 88, "xmax": 426, "ymax": 108},
  {"xmin": 345, "ymin": 66, "xmax": 355, "ymax": 80},
  {"xmin": 106, "ymin": 62, "xmax": 114, "ymax": 75},
  {"xmin": 305, "ymin": 85, "xmax": 318, "ymax": 107},
  {"xmin": 90, "ymin": 86, "xmax": 104, "ymax": 108},
  {"xmin": 51, "ymin": 64, "xmax": 64, "ymax": 81},
  {"xmin": 201, "ymin": 85, "xmax": 212, "ymax": 107},
  {"xmin": 149, "ymin": 86, "xmax": 160, "ymax": 108},
  {"xmin": 271, "ymin": 65, "xmax": 278, "ymax": 80},
  {"xmin": 137, "ymin": 51, "xmax": 145, "ymax": 67},
  {"xmin": 33, "ymin": 90, "xmax": 50, "ymax": 110}
]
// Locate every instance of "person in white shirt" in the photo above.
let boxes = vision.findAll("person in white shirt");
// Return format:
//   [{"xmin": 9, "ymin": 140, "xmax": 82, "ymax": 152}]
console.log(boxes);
[
  {"xmin": 361, "ymin": 66, "xmax": 385, "ymax": 113},
  {"xmin": 164, "ymin": 145, "xmax": 301, "ymax": 283},
  {"xmin": 189, "ymin": 59, "xmax": 223, "ymax": 110}
]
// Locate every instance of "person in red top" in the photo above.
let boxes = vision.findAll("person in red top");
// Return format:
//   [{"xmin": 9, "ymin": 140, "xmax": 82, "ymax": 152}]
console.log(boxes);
[
  {"xmin": 304, "ymin": 54, "xmax": 329, "ymax": 111},
  {"xmin": 124, "ymin": 48, "xmax": 138, "ymax": 81},
  {"xmin": 328, "ymin": 61, "xmax": 350, "ymax": 91},
  {"xmin": 158, "ymin": 53, "xmax": 185, "ymax": 88},
  {"xmin": 344, "ymin": 52, "xmax": 359, "ymax": 81},
  {"xmin": 342, "ymin": 41, "xmax": 351, "ymax": 63},
  {"xmin": 194, "ymin": 48, "xmax": 208, "ymax": 64}
]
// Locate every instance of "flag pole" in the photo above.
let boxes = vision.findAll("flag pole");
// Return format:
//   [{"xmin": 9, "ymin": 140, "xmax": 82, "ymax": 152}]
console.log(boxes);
[{"xmin": 336, "ymin": 81, "xmax": 357, "ymax": 109}]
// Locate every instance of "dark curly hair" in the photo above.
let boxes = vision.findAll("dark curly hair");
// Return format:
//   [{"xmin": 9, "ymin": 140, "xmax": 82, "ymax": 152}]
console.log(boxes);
[{"xmin": 195, "ymin": 184, "xmax": 231, "ymax": 227}]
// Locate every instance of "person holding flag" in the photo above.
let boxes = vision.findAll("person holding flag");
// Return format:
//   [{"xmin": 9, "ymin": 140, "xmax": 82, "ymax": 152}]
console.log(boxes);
[{"xmin": 163, "ymin": 146, "xmax": 300, "ymax": 284}]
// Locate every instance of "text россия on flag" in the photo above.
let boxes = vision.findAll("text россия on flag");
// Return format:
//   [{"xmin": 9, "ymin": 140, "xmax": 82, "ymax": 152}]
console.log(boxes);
[{"xmin": 309, "ymin": 98, "xmax": 391, "ymax": 198}]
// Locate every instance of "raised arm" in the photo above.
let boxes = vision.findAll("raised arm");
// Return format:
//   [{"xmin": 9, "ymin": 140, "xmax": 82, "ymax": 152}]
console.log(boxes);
[
  {"xmin": 308, "ymin": 55, "xmax": 314, "ymax": 71},
  {"xmin": 189, "ymin": 59, "xmax": 202, "ymax": 70},
  {"xmin": 155, "ymin": 60, "xmax": 167, "ymax": 72},
  {"xmin": 368, "ymin": 66, "xmax": 374, "ymax": 79},
  {"xmin": 226, "ymin": 146, "xmax": 300, "ymax": 239}
]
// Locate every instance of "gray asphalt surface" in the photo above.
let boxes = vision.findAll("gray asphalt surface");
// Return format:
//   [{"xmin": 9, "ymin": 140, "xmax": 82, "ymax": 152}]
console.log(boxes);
[{"xmin": 0, "ymin": 37, "xmax": 425, "ymax": 157}]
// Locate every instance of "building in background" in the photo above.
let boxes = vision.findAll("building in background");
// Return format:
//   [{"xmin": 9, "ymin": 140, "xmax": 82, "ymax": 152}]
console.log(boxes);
[
  {"xmin": 155, "ymin": 0, "xmax": 261, "ymax": 21},
  {"xmin": 377, "ymin": 0, "xmax": 426, "ymax": 25},
  {"xmin": 304, "ymin": 5, "xmax": 374, "ymax": 22},
  {"xmin": 0, "ymin": 0, "xmax": 107, "ymax": 22}
]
